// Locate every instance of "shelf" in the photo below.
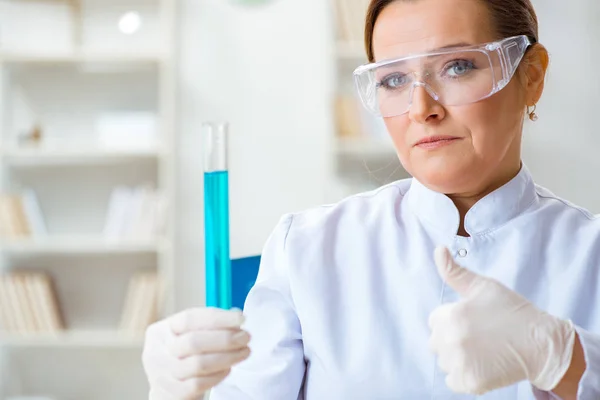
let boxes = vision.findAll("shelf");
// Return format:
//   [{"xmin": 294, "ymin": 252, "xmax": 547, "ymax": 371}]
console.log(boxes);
[
  {"xmin": 0, "ymin": 330, "xmax": 144, "ymax": 348},
  {"xmin": 0, "ymin": 236, "xmax": 168, "ymax": 255},
  {"xmin": 0, "ymin": 0, "xmax": 177, "ymax": 398},
  {"xmin": 0, "ymin": 52, "xmax": 164, "ymax": 67},
  {"xmin": 1, "ymin": 147, "xmax": 162, "ymax": 166}
]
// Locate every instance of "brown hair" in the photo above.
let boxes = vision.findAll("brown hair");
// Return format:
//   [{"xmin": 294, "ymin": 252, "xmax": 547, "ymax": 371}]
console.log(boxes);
[{"xmin": 364, "ymin": 0, "xmax": 539, "ymax": 62}]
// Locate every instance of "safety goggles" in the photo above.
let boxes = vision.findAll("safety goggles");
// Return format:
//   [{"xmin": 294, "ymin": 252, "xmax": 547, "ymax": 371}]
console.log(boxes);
[{"xmin": 353, "ymin": 35, "xmax": 532, "ymax": 118}]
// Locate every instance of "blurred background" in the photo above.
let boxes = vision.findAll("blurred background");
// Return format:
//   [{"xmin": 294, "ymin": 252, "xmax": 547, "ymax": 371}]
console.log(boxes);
[{"xmin": 0, "ymin": 0, "xmax": 598, "ymax": 399}]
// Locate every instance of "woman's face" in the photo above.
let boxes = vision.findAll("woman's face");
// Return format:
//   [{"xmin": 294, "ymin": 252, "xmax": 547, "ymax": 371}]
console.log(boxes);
[{"xmin": 372, "ymin": 0, "xmax": 536, "ymax": 195}]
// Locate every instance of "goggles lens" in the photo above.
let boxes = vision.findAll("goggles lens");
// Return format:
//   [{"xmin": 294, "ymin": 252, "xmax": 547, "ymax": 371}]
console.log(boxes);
[{"xmin": 354, "ymin": 35, "xmax": 531, "ymax": 117}]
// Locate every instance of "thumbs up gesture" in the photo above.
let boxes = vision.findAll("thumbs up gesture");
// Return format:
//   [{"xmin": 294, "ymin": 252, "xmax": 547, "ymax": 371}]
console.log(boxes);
[{"xmin": 428, "ymin": 247, "xmax": 576, "ymax": 395}]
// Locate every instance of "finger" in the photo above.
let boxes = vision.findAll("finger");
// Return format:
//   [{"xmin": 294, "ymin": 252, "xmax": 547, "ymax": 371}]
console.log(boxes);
[
  {"xmin": 428, "ymin": 305, "xmax": 453, "ymax": 355},
  {"xmin": 145, "ymin": 320, "xmax": 171, "ymax": 344},
  {"xmin": 169, "ymin": 308, "xmax": 245, "ymax": 335},
  {"xmin": 145, "ymin": 350, "xmax": 184, "ymax": 384},
  {"xmin": 144, "ymin": 355, "xmax": 171, "ymax": 382},
  {"xmin": 173, "ymin": 347, "xmax": 251, "ymax": 380},
  {"xmin": 434, "ymin": 247, "xmax": 482, "ymax": 297},
  {"xmin": 180, "ymin": 369, "xmax": 231, "ymax": 398},
  {"xmin": 152, "ymin": 373, "xmax": 212, "ymax": 400},
  {"xmin": 429, "ymin": 323, "xmax": 468, "ymax": 356},
  {"xmin": 445, "ymin": 372, "xmax": 463, "ymax": 393},
  {"xmin": 169, "ymin": 329, "xmax": 251, "ymax": 358},
  {"xmin": 435, "ymin": 346, "xmax": 462, "ymax": 374},
  {"xmin": 445, "ymin": 370, "xmax": 485, "ymax": 395},
  {"xmin": 428, "ymin": 303, "xmax": 454, "ymax": 330}
]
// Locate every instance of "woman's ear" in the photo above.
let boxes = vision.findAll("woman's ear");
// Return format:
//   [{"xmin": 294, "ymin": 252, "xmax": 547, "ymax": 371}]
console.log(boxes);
[{"xmin": 520, "ymin": 43, "xmax": 550, "ymax": 106}]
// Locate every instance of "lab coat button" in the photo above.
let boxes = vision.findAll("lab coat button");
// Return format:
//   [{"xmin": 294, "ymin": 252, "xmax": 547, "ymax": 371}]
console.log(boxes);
[{"xmin": 458, "ymin": 248, "xmax": 468, "ymax": 258}]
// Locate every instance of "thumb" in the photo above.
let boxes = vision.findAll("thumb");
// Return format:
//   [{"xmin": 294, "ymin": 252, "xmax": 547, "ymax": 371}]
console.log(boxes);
[{"xmin": 434, "ymin": 246, "xmax": 483, "ymax": 296}]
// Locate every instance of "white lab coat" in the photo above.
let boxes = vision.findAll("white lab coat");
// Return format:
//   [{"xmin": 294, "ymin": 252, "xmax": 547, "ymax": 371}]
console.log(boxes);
[{"xmin": 211, "ymin": 165, "xmax": 600, "ymax": 399}]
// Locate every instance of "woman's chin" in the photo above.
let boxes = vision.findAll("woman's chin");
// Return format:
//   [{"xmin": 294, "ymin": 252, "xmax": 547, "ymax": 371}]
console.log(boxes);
[{"xmin": 410, "ymin": 164, "xmax": 476, "ymax": 194}]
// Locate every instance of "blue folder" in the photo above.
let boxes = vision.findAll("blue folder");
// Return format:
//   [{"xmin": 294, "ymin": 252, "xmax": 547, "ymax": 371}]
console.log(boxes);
[{"xmin": 230, "ymin": 255, "xmax": 261, "ymax": 310}]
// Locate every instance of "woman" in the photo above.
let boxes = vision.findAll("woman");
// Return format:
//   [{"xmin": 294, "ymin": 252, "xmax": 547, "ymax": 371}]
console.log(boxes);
[{"xmin": 142, "ymin": 0, "xmax": 600, "ymax": 398}]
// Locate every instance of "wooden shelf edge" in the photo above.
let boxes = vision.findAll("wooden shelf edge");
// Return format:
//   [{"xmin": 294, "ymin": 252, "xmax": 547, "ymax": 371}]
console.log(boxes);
[
  {"xmin": 0, "ymin": 52, "xmax": 165, "ymax": 66},
  {"xmin": 0, "ymin": 330, "xmax": 144, "ymax": 348},
  {"xmin": 1, "ymin": 148, "xmax": 164, "ymax": 166},
  {"xmin": 0, "ymin": 236, "xmax": 170, "ymax": 255}
]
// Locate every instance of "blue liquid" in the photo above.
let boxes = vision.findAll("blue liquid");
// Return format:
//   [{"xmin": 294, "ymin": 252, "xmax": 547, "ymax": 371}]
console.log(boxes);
[{"xmin": 204, "ymin": 171, "xmax": 232, "ymax": 309}]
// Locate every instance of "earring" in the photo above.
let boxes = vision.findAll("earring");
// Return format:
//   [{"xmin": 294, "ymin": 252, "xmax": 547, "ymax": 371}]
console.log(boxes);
[{"xmin": 527, "ymin": 104, "xmax": 538, "ymax": 122}]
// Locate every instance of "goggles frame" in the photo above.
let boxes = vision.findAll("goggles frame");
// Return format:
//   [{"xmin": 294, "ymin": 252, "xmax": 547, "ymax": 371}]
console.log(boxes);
[{"xmin": 353, "ymin": 35, "xmax": 533, "ymax": 117}]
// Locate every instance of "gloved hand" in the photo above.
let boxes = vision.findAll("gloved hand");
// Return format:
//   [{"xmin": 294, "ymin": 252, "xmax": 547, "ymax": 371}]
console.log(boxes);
[
  {"xmin": 142, "ymin": 308, "xmax": 251, "ymax": 399},
  {"xmin": 428, "ymin": 247, "xmax": 576, "ymax": 395}
]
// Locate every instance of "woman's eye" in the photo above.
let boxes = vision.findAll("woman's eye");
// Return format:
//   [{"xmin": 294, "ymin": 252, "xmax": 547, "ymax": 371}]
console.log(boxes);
[
  {"xmin": 444, "ymin": 60, "xmax": 475, "ymax": 77},
  {"xmin": 380, "ymin": 73, "xmax": 408, "ymax": 89}
]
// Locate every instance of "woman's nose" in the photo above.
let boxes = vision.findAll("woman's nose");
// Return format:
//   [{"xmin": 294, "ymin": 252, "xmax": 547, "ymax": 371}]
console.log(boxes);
[{"xmin": 408, "ymin": 84, "xmax": 445, "ymax": 124}]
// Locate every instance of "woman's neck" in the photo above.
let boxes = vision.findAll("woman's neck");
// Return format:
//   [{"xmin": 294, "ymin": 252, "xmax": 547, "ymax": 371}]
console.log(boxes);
[{"xmin": 447, "ymin": 163, "xmax": 522, "ymax": 237}]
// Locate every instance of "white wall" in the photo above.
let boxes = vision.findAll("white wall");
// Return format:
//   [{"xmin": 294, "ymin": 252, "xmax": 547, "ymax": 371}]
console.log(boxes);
[
  {"xmin": 176, "ymin": 0, "xmax": 338, "ymax": 308},
  {"xmin": 523, "ymin": 0, "xmax": 600, "ymax": 211},
  {"xmin": 175, "ymin": 0, "xmax": 600, "ymax": 309}
]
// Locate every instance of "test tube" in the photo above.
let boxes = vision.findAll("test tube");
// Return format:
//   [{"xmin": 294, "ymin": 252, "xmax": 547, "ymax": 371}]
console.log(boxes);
[{"xmin": 203, "ymin": 122, "xmax": 232, "ymax": 309}]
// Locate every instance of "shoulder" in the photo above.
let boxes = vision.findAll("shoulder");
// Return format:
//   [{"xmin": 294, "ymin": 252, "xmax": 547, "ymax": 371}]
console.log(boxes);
[
  {"xmin": 269, "ymin": 179, "xmax": 411, "ymax": 250},
  {"xmin": 286, "ymin": 179, "xmax": 411, "ymax": 232},
  {"xmin": 534, "ymin": 184, "xmax": 598, "ymax": 220},
  {"xmin": 533, "ymin": 184, "xmax": 600, "ymax": 234}
]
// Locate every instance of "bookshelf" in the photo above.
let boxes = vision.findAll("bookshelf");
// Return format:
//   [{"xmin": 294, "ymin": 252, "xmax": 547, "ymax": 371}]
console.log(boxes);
[
  {"xmin": 2, "ymin": 147, "xmax": 163, "ymax": 166},
  {"xmin": 0, "ymin": 330, "xmax": 144, "ymax": 349},
  {"xmin": 0, "ymin": 1, "xmax": 177, "ymax": 399},
  {"xmin": 331, "ymin": 0, "xmax": 410, "ymax": 193},
  {"xmin": 0, "ymin": 236, "xmax": 168, "ymax": 255},
  {"xmin": 0, "ymin": 52, "xmax": 163, "ymax": 66}
]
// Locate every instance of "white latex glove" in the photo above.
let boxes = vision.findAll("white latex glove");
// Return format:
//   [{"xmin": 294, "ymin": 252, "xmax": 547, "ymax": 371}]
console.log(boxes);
[
  {"xmin": 428, "ymin": 247, "xmax": 576, "ymax": 395},
  {"xmin": 142, "ymin": 308, "xmax": 251, "ymax": 400}
]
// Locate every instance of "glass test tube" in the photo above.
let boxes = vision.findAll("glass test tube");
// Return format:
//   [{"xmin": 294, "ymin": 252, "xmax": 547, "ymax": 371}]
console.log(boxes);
[{"xmin": 203, "ymin": 122, "xmax": 232, "ymax": 309}]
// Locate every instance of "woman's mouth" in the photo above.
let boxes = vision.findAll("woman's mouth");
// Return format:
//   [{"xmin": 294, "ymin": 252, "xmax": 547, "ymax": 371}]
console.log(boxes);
[{"xmin": 414, "ymin": 136, "xmax": 462, "ymax": 150}]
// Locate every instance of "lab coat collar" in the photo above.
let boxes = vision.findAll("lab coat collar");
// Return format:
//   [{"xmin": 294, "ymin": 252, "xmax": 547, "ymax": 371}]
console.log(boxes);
[{"xmin": 406, "ymin": 164, "xmax": 538, "ymax": 237}]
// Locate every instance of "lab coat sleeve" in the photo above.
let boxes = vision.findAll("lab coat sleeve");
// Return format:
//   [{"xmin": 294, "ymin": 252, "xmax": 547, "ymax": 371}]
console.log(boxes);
[
  {"xmin": 532, "ymin": 326, "xmax": 600, "ymax": 400},
  {"xmin": 210, "ymin": 214, "xmax": 306, "ymax": 400}
]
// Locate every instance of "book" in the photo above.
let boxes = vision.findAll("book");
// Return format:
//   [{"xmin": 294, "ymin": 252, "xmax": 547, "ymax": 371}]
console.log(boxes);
[
  {"xmin": 21, "ymin": 189, "xmax": 47, "ymax": 237},
  {"xmin": 35, "ymin": 273, "xmax": 64, "ymax": 331},
  {"xmin": 0, "ymin": 190, "xmax": 46, "ymax": 239},
  {"xmin": 5, "ymin": 274, "xmax": 28, "ymax": 333},
  {"xmin": 103, "ymin": 186, "xmax": 133, "ymax": 240},
  {"xmin": 0, "ymin": 194, "xmax": 20, "ymax": 238},
  {"xmin": 26, "ymin": 273, "xmax": 51, "ymax": 332},
  {"xmin": 0, "ymin": 276, "xmax": 18, "ymax": 332},
  {"xmin": 0, "ymin": 272, "xmax": 64, "ymax": 334},
  {"xmin": 103, "ymin": 186, "xmax": 167, "ymax": 241},
  {"xmin": 119, "ymin": 271, "xmax": 161, "ymax": 334},
  {"xmin": 13, "ymin": 273, "xmax": 39, "ymax": 332},
  {"xmin": 124, "ymin": 186, "xmax": 153, "ymax": 239},
  {"xmin": 119, "ymin": 272, "xmax": 143, "ymax": 333}
]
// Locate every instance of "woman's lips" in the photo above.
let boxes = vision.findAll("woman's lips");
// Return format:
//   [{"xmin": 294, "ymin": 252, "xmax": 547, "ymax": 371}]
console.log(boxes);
[{"xmin": 414, "ymin": 136, "xmax": 462, "ymax": 150}]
